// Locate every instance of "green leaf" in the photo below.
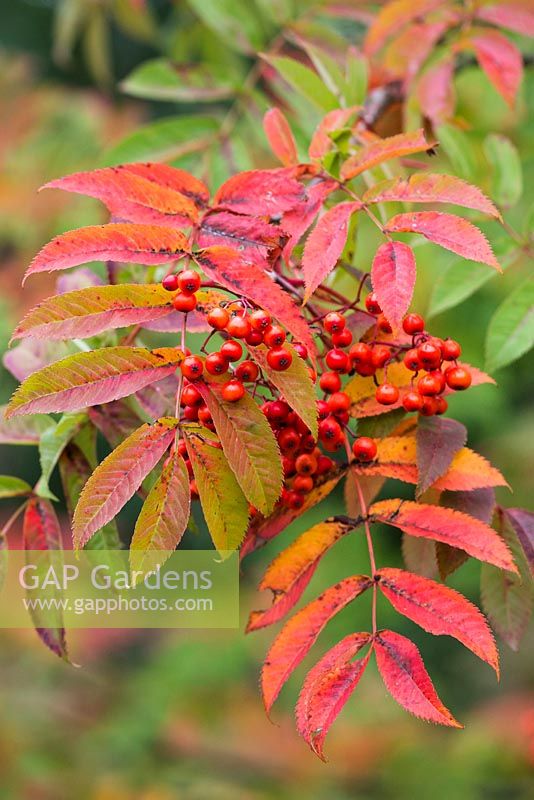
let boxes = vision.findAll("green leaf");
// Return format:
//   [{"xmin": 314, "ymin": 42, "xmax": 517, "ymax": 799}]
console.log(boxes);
[
  {"xmin": 344, "ymin": 47, "xmax": 368, "ymax": 106},
  {"xmin": 297, "ymin": 42, "xmax": 345, "ymax": 100},
  {"xmin": 103, "ymin": 116, "xmax": 219, "ymax": 166},
  {"xmin": 0, "ymin": 476, "xmax": 33, "ymax": 499},
  {"xmin": 121, "ymin": 59, "xmax": 235, "ymax": 103},
  {"xmin": 481, "ymin": 515, "xmax": 533, "ymax": 651},
  {"xmin": 485, "ymin": 278, "xmax": 534, "ymax": 373},
  {"xmin": 436, "ymin": 124, "xmax": 477, "ymax": 181},
  {"xmin": 130, "ymin": 451, "xmax": 191, "ymax": 577},
  {"xmin": 35, "ymin": 412, "xmax": 88, "ymax": 499},
  {"xmin": 184, "ymin": 426, "xmax": 249, "ymax": 555},
  {"xmin": 247, "ymin": 343, "xmax": 318, "ymax": 438},
  {"xmin": 262, "ymin": 55, "xmax": 338, "ymax": 112},
  {"xmin": 197, "ymin": 380, "xmax": 282, "ymax": 515},
  {"xmin": 187, "ymin": 0, "xmax": 268, "ymax": 53},
  {"xmin": 483, "ymin": 134, "xmax": 523, "ymax": 209}
]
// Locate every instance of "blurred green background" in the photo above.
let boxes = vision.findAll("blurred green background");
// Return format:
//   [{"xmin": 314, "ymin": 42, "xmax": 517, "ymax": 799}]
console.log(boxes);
[{"xmin": 0, "ymin": 2, "xmax": 532, "ymax": 798}]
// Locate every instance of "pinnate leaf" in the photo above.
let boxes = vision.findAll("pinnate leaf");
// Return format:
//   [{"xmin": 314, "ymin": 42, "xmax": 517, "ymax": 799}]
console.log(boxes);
[
  {"xmin": 13, "ymin": 284, "xmax": 179, "ymax": 341},
  {"xmin": 296, "ymin": 633, "xmax": 371, "ymax": 759},
  {"xmin": 363, "ymin": 174, "xmax": 501, "ymax": 219},
  {"xmin": 378, "ymin": 567, "xmax": 499, "ymax": 673},
  {"xmin": 43, "ymin": 167, "xmax": 199, "ymax": 227},
  {"xmin": 470, "ymin": 30, "xmax": 523, "ymax": 108},
  {"xmin": 374, "ymin": 630, "xmax": 461, "ymax": 727},
  {"xmin": 130, "ymin": 451, "xmax": 191, "ymax": 576},
  {"xmin": 196, "ymin": 379, "xmax": 282, "ymax": 516},
  {"xmin": 263, "ymin": 109, "xmax": 298, "ymax": 166},
  {"xmin": 213, "ymin": 168, "xmax": 305, "ymax": 216},
  {"xmin": 194, "ymin": 246, "xmax": 315, "ymax": 359},
  {"xmin": 371, "ymin": 241, "xmax": 416, "ymax": 330},
  {"xmin": 5, "ymin": 346, "xmax": 183, "ymax": 418},
  {"xmin": 25, "ymin": 224, "xmax": 189, "ymax": 282},
  {"xmin": 385, "ymin": 212, "xmax": 501, "ymax": 270},
  {"xmin": 196, "ymin": 210, "xmax": 286, "ymax": 268},
  {"xmin": 416, "ymin": 416, "xmax": 467, "ymax": 497},
  {"xmin": 72, "ymin": 418, "xmax": 178, "ymax": 548},
  {"xmin": 261, "ymin": 575, "xmax": 372, "ymax": 713},
  {"xmin": 120, "ymin": 162, "xmax": 209, "ymax": 208},
  {"xmin": 370, "ymin": 499, "xmax": 517, "ymax": 572},
  {"xmin": 341, "ymin": 129, "xmax": 434, "ymax": 181},
  {"xmin": 485, "ymin": 277, "xmax": 534, "ymax": 373},
  {"xmin": 302, "ymin": 202, "xmax": 361, "ymax": 303},
  {"xmin": 184, "ymin": 426, "xmax": 249, "ymax": 555}
]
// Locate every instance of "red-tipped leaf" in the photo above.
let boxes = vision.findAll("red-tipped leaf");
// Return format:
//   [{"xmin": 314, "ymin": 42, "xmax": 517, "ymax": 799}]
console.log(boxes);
[{"xmin": 371, "ymin": 241, "xmax": 416, "ymax": 330}]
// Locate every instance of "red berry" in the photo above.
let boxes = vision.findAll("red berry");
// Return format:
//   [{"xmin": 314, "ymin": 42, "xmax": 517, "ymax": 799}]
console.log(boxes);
[
  {"xmin": 441, "ymin": 339, "xmax": 461, "ymax": 361},
  {"xmin": 249, "ymin": 309, "xmax": 272, "ymax": 331},
  {"xmin": 365, "ymin": 292, "xmax": 381, "ymax": 314},
  {"xmin": 332, "ymin": 328, "xmax": 353, "ymax": 348},
  {"xmin": 319, "ymin": 371, "xmax": 341, "ymax": 394},
  {"xmin": 221, "ymin": 379, "xmax": 245, "ymax": 402},
  {"xmin": 266, "ymin": 400, "xmax": 290, "ymax": 421},
  {"xmin": 198, "ymin": 405, "xmax": 213, "ymax": 425},
  {"xmin": 264, "ymin": 324, "xmax": 286, "ymax": 348},
  {"xmin": 177, "ymin": 440, "xmax": 188, "ymax": 458},
  {"xmin": 445, "ymin": 366, "xmax": 471, "ymax": 390},
  {"xmin": 417, "ymin": 372, "xmax": 445, "ymax": 396},
  {"xmin": 318, "ymin": 417, "xmax": 343, "ymax": 443},
  {"xmin": 420, "ymin": 396, "xmax": 439, "ymax": 416},
  {"xmin": 402, "ymin": 313, "xmax": 425, "ymax": 335},
  {"xmin": 183, "ymin": 405, "xmax": 199, "ymax": 421},
  {"xmin": 356, "ymin": 362, "xmax": 377, "ymax": 377},
  {"xmin": 324, "ymin": 312, "xmax": 346, "ymax": 333},
  {"xmin": 300, "ymin": 433, "xmax": 317, "ymax": 453},
  {"xmin": 207, "ymin": 307, "xmax": 230, "ymax": 330},
  {"xmin": 352, "ymin": 436, "xmax": 377, "ymax": 462},
  {"xmin": 162, "ymin": 274, "xmax": 179, "ymax": 292},
  {"xmin": 172, "ymin": 293, "xmax": 197, "ymax": 312},
  {"xmin": 181, "ymin": 384, "xmax": 202, "ymax": 406},
  {"xmin": 325, "ymin": 348, "xmax": 349, "ymax": 372},
  {"xmin": 226, "ymin": 315, "xmax": 251, "ymax": 339},
  {"xmin": 295, "ymin": 453, "xmax": 317, "ymax": 476},
  {"xmin": 278, "ymin": 427, "xmax": 300, "ymax": 454},
  {"xmin": 315, "ymin": 455, "xmax": 334, "ymax": 475},
  {"xmin": 178, "ymin": 269, "xmax": 201, "ymax": 295},
  {"xmin": 220, "ymin": 340, "xmax": 243, "ymax": 362},
  {"xmin": 245, "ymin": 330, "xmax": 264, "ymax": 346},
  {"xmin": 417, "ymin": 341, "xmax": 442, "ymax": 370},
  {"xmin": 349, "ymin": 342, "xmax": 372, "ymax": 366},
  {"xmin": 402, "ymin": 391, "xmax": 423, "ymax": 412},
  {"xmin": 435, "ymin": 396, "xmax": 448, "ymax": 415},
  {"xmin": 375, "ymin": 383, "xmax": 400, "ymax": 405},
  {"xmin": 181, "ymin": 356, "xmax": 204, "ymax": 380},
  {"xmin": 293, "ymin": 343, "xmax": 308, "ymax": 360},
  {"xmin": 377, "ymin": 314, "xmax": 392, "ymax": 333},
  {"xmin": 371, "ymin": 345, "xmax": 391, "ymax": 369},
  {"xmin": 293, "ymin": 475, "xmax": 314, "ymax": 494},
  {"xmin": 282, "ymin": 456, "xmax": 296, "ymax": 476},
  {"xmin": 190, "ymin": 479, "xmax": 199, "ymax": 498},
  {"xmin": 235, "ymin": 360, "xmax": 259, "ymax": 382},
  {"xmin": 205, "ymin": 352, "xmax": 228, "ymax": 376},
  {"xmin": 327, "ymin": 392, "xmax": 351, "ymax": 415},
  {"xmin": 286, "ymin": 490, "xmax": 304, "ymax": 510},
  {"xmin": 267, "ymin": 347, "xmax": 292, "ymax": 371},
  {"xmin": 317, "ymin": 400, "xmax": 329, "ymax": 419},
  {"xmin": 403, "ymin": 348, "xmax": 420, "ymax": 371}
]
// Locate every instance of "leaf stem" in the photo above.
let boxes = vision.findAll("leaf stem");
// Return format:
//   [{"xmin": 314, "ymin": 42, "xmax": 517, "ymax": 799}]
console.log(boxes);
[{"xmin": 350, "ymin": 450, "xmax": 378, "ymax": 634}]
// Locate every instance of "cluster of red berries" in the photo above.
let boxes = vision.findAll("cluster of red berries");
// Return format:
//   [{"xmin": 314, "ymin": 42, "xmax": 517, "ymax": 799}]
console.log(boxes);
[{"xmin": 162, "ymin": 269, "xmax": 202, "ymax": 312}]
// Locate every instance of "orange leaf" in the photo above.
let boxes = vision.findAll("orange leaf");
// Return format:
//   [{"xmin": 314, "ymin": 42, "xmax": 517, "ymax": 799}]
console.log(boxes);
[
  {"xmin": 370, "ymin": 499, "xmax": 518, "ymax": 572},
  {"xmin": 119, "ymin": 162, "xmax": 210, "ymax": 208},
  {"xmin": 378, "ymin": 567, "xmax": 499, "ymax": 674},
  {"xmin": 308, "ymin": 107, "xmax": 360, "ymax": 160},
  {"xmin": 364, "ymin": 0, "xmax": 446, "ymax": 55},
  {"xmin": 213, "ymin": 168, "xmax": 305, "ymax": 216},
  {"xmin": 261, "ymin": 575, "xmax": 372, "ymax": 713},
  {"xmin": 341, "ymin": 129, "xmax": 435, "ymax": 181},
  {"xmin": 385, "ymin": 211, "xmax": 501, "ymax": 270},
  {"xmin": 263, "ymin": 108, "xmax": 298, "ymax": 166},
  {"xmin": 374, "ymin": 630, "xmax": 462, "ymax": 727}
]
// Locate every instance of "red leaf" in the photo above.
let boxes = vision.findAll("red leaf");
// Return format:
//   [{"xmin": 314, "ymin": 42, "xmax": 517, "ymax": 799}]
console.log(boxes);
[
  {"xmin": 194, "ymin": 246, "xmax": 316, "ymax": 359},
  {"xmin": 364, "ymin": 0, "xmax": 446, "ymax": 55},
  {"xmin": 370, "ymin": 499, "xmax": 518, "ymax": 572},
  {"xmin": 263, "ymin": 108, "xmax": 298, "ymax": 166},
  {"xmin": 247, "ymin": 561, "xmax": 319, "ymax": 633},
  {"xmin": 417, "ymin": 58, "xmax": 455, "ymax": 124},
  {"xmin": 476, "ymin": 3, "xmax": 534, "ymax": 38},
  {"xmin": 43, "ymin": 167, "xmax": 199, "ymax": 227},
  {"xmin": 296, "ymin": 633, "xmax": 371, "ymax": 759},
  {"xmin": 371, "ymin": 241, "xmax": 416, "ymax": 330},
  {"xmin": 309, "ymin": 107, "xmax": 360, "ymax": 160},
  {"xmin": 505, "ymin": 508, "xmax": 534, "ymax": 576},
  {"xmin": 374, "ymin": 630, "xmax": 461, "ymax": 727},
  {"xmin": 23, "ymin": 498, "xmax": 69, "ymax": 660},
  {"xmin": 441, "ymin": 488, "xmax": 496, "ymax": 525},
  {"xmin": 302, "ymin": 202, "xmax": 361, "ymax": 302},
  {"xmin": 341, "ymin": 130, "xmax": 435, "ymax": 181},
  {"xmin": 25, "ymin": 224, "xmax": 189, "ymax": 282},
  {"xmin": 416, "ymin": 416, "xmax": 467, "ymax": 496},
  {"xmin": 196, "ymin": 210, "xmax": 286, "ymax": 267},
  {"xmin": 213, "ymin": 168, "xmax": 306, "ymax": 216},
  {"xmin": 470, "ymin": 31, "xmax": 523, "ymax": 108},
  {"xmin": 363, "ymin": 173, "xmax": 501, "ymax": 219},
  {"xmin": 383, "ymin": 21, "xmax": 451, "ymax": 84},
  {"xmin": 385, "ymin": 212, "xmax": 501, "ymax": 270},
  {"xmin": 378, "ymin": 567, "xmax": 499, "ymax": 674},
  {"xmin": 120, "ymin": 162, "xmax": 209, "ymax": 208},
  {"xmin": 261, "ymin": 575, "xmax": 372, "ymax": 713},
  {"xmin": 281, "ymin": 178, "xmax": 337, "ymax": 259}
]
